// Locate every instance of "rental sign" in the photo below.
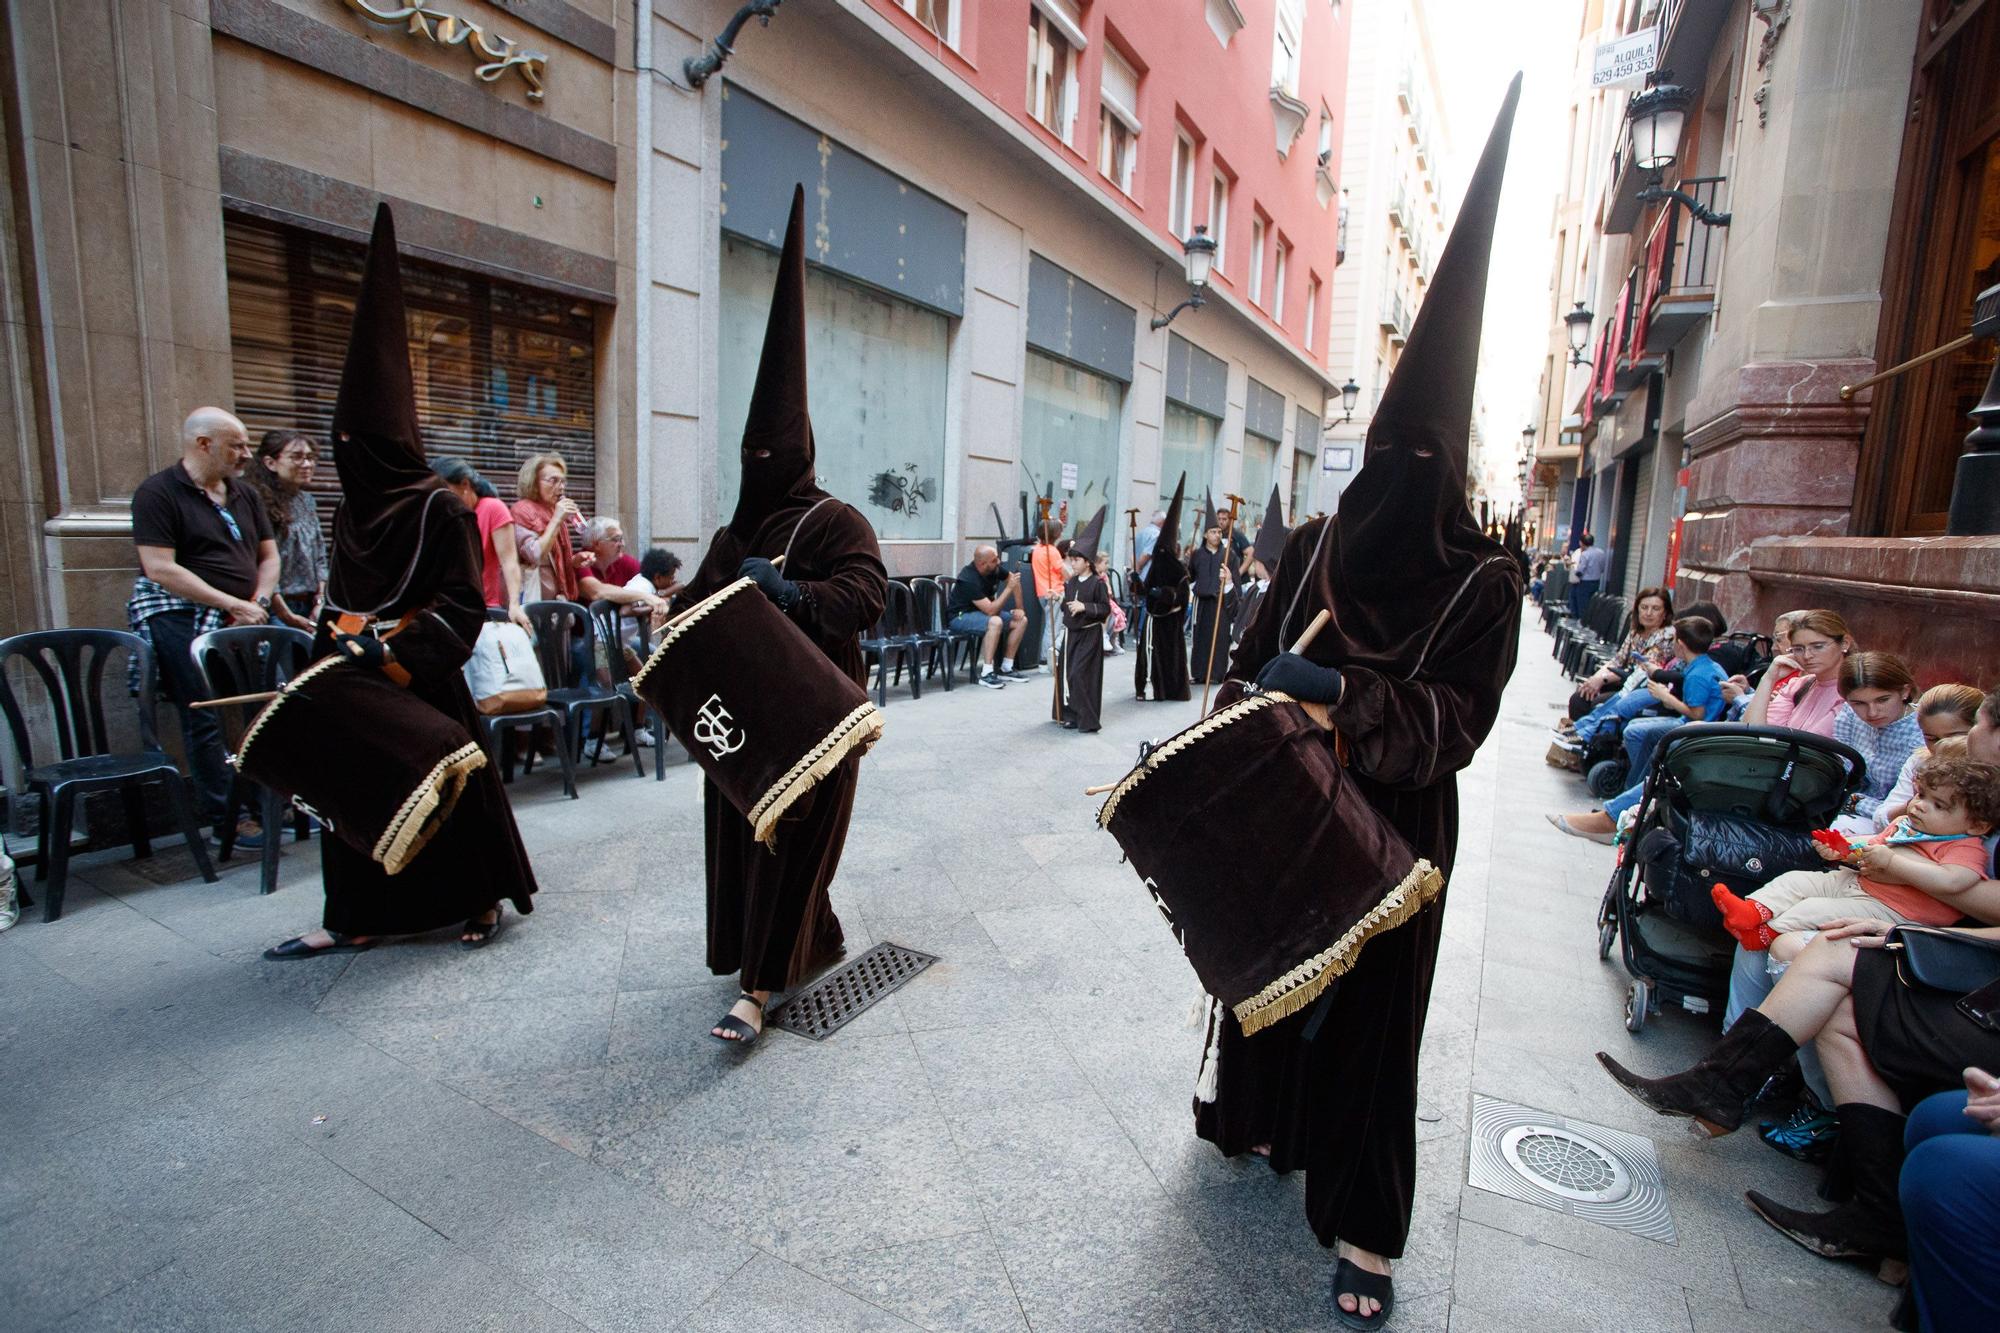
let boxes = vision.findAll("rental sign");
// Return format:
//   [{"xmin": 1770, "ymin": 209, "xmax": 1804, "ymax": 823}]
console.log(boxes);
[{"xmin": 1591, "ymin": 29, "xmax": 1659, "ymax": 90}]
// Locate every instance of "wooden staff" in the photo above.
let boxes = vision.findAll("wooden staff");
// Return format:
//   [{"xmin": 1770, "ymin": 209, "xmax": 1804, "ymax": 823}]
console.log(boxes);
[
  {"xmin": 1085, "ymin": 607, "xmax": 1330, "ymax": 795},
  {"xmin": 192, "ymin": 690, "xmax": 279, "ymax": 710},
  {"xmin": 1197, "ymin": 492, "xmax": 1246, "ymax": 715}
]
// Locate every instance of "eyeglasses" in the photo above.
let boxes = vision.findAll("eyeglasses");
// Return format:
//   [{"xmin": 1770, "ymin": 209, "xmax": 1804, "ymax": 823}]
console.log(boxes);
[
  {"xmin": 214, "ymin": 502, "xmax": 243, "ymax": 543},
  {"xmin": 1791, "ymin": 638, "xmax": 1839, "ymax": 656}
]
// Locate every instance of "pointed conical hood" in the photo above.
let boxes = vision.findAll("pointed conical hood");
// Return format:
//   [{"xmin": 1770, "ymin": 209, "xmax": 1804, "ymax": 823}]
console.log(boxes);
[
  {"xmin": 327, "ymin": 203, "xmax": 455, "ymax": 614},
  {"xmin": 1253, "ymin": 481, "xmax": 1288, "ymax": 567},
  {"xmin": 1311, "ymin": 73, "xmax": 1520, "ymax": 671},
  {"xmin": 1147, "ymin": 472, "xmax": 1188, "ymax": 589},
  {"xmin": 1070, "ymin": 504, "xmax": 1107, "ymax": 564},
  {"xmin": 1201, "ymin": 490, "xmax": 1218, "ymax": 538},
  {"xmin": 729, "ymin": 184, "xmax": 821, "ymax": 541}
]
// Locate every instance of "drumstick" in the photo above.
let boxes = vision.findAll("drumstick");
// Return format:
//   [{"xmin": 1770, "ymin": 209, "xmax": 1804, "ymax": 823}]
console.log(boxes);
[
  {"xmin": 1082, "ymin": 609, "xmax": 1334, "ymax": 797},
  {"xmin": 191, "ymin": 690, "xmax": 280, "ymax": 710}
]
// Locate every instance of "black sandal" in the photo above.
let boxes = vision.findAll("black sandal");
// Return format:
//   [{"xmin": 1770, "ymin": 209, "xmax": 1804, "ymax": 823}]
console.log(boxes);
[
  {"xmin": 461, "ymin": 907, "xmax": 505, "ymax": 950},
  {"xmin": 1332, "ymin": 1257, "xmax": 1394, "ymax": 1331},
  {"xmin": 710, "ymin": 992, "xmax": 764, "ymax": 1047},
  {"xmin": 263, "ymin": 931, "xmax": 372, "ymax": 961}
]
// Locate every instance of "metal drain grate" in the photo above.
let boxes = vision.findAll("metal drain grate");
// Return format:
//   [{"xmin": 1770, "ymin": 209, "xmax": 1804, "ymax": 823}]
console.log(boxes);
[
  {"xmin": 766, "ymin": 941, "xmax": 938, "ymax": 1040},
  {"xmin": 1468, "ymin": 1094, "xmax": 1675, "ymax": 1242}
]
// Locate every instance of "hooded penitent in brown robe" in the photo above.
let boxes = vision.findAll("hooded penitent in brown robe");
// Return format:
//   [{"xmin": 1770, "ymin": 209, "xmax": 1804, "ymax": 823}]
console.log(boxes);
[
  {"xmin": 1192, "ymin": 77, "xmax": 1524, "ymax": 1261},
  {"xmin": 316, "ymin": 204, "xmax": 538, "ymax": 935},
  {"xmin": 1058, "ymin": 506, "xmax": 1110, "ymax": 734},
  {"xmin": 1231, "ymin": 482, "xmax": 1288, "ymax": 642},
  {"xmin": 677, "ymin": 185, "xmax": 887, "ymax": 994},
  {"xmin": 1135, "ymin": 474, "xmax": 1191, "ymax": 702}
]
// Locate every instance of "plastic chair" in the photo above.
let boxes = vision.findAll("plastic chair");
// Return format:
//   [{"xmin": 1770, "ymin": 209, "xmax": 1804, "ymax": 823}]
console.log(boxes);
[
  {"xmin": 858, "ymin": 582, "xmax": 923, "ymax": 707},
  {"xmin": 0, "ymin": 629, "xmax": 216, "ymax": 922},
  {"xmin": 473, "ymin": 608, "xmax": 574, "ymax": 798},
  {"xmin": 907, "ymin": 577, "xmax": 955, "ymax": 691},
  {"xmin": 934, "ymin": 576, "xmax": 987, "ymax": 684},
  {"xmin": 587, "ymin": 598, "xmax": 665, "ymax": 780},
  {"xmin": 189, "ymin": 625, "xmax": 315, "ymax": 896},
  {"xmin": 523, "ymin": 600, "xmax": 640, "ymax": 791}
]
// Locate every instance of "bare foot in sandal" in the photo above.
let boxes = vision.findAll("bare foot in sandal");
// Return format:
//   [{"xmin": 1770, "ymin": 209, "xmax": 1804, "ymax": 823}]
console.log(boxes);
[{"xmin": 711, "ymin": 990, "xmax": 770, "ymax": 1046}]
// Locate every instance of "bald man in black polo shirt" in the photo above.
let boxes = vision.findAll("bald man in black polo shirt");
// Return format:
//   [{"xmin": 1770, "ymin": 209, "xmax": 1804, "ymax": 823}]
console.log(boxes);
[{"xmin": 127, "ymin": 407, "xmax": 279, "ymax": 838}]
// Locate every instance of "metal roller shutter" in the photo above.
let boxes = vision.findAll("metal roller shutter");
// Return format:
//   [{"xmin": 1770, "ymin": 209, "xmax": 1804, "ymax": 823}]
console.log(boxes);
[
  {"xmin": 1622, "ymin": 448, "xmax": 1655, "ymax": 598},
  {"xmin": 223, "ymin": 214, "xmax": 599, "ymax": 531}
]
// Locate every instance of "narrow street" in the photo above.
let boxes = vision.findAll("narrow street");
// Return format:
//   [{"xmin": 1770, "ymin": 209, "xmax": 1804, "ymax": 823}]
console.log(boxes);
[{"xmin": 0, "ymin": 606, "xmax": 1889, "ymax": 1331}]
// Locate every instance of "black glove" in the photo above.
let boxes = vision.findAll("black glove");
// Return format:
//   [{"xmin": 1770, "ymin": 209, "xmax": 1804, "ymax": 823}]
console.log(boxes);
[
  {"xmin": 739, "ymin": 557, "xmax": 800, "ymax": 611},
  {"xmin": 1254, "ymin": 652, "xmax": 1343, "ymax": 704},
  {"xmin": 334, "ymin": 632, "xmax": 389, "ymax": 673}
]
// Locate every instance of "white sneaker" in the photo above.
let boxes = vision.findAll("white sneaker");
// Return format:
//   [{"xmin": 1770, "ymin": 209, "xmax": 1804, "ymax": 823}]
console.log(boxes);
[
  {"xmin": 0, "ymin": 851, "xmax": 18, "ymax": 932},
  {"xmin": 632, "ymin": 727, "xmax": 657, "ymax": 748},
  {"xmin": 978, "ymin": 671, "xmax": 1007, "ymax": 690}
]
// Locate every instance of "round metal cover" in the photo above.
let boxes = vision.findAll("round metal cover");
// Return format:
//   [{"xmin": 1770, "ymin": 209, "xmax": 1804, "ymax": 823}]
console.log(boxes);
[{"xmin": 1499, "ymin": 1125, "xmax": 1632, "ymax": 1204}]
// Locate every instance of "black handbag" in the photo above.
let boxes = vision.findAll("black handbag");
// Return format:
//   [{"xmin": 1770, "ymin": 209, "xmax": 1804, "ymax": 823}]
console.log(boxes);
[{"xmin": 1888, "ymin": 927, "xmax": 2000, "ymax": 1031}]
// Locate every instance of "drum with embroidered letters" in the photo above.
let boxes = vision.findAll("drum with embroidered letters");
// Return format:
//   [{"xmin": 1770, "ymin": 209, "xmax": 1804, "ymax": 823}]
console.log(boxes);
[
  {"xmin": 233, "ymin": 655, "xmax": 488, "ymax": 875},
  {"xmin": 1096, "ymin": 689, "xmax": 1443, "ymax": 1035},
  {"xmin": 633, "ymin": 577, "xmax": 884, "ymax": 846}
]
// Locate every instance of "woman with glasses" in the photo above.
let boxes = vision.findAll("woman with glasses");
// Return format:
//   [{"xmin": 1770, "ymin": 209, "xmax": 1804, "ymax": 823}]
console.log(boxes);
[
  {"xmin": 1742, "ymin": 608, "xmax": 1855, "ymax": 737},
  {"xmin": 244, "ymin": 430, "xmax": 327, "ymax": 633}
]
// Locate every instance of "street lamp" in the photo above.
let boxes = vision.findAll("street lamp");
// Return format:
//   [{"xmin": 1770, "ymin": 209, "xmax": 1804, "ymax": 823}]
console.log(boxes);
[
  {"xmin": 1337, "ymin": 378, "xmax": 1360, "ymax": 424},
  {"xmin": 1626, "ymin": 74, "xmax": 1732, "ymax": 225},
  {"xmin": 1151, "ymin": 225, "xmax": 1220, "ymax": 330},
  {"xmin": 1564, "ymin": 302, "xmax": 1594, "ymax": 366},
  {"xmin": 1521, "ymin": 423, "xmax": 1536, "ymax": 455}
]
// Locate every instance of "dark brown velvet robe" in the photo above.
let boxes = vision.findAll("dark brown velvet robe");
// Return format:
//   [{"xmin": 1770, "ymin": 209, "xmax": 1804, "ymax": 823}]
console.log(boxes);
[
  {"xmin": 316, "ymin": 504, "xmax": 540, "ymax": 935},
  {"xmin": 1187, "ymin": 545, "xmax": 1232, "ymax": 684},
  {"xmin": 679, "ymin": 501, "xmax": 886, "ymax": 993},
  {"xmin": 1059, "ymin": 573, "xmax": 1109, "ymax": 733},
  {"xmin": 1136, "ymin": 575, "xmax": 1190, "ymax": 702},
  {"xmin": 1192, "ymin": 517, "xmax": 1521, "ymax": 1258}
]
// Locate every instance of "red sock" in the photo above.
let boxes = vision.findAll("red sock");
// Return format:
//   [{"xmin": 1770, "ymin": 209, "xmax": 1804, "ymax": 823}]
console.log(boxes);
[{"xmin": 1711, "ymin": 883, "xmax": 1776, "ymax": 951}]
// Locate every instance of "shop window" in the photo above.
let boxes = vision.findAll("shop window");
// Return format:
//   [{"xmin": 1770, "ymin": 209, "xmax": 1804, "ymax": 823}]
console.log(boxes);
[
  {"xmin": 1241, "ymin": 432, "xmax": 1278, "ymax": 528},
  {"xmin": 224, "ymin": 214, "xmax": 599, "ymax": 528},
  {"xmin": 1162, "ymin": 400, "xmax": 1220, "ymax": 498},
  {"xmin": 1022, "ymin": 350, "xmax": 1123, "ymax": 523},
  {"xmin": 1291, "ymin": 444, "xmax": 1315, "ymax": 521},
  {"xmin": 719, "ymin": 235, "xmax": 949, "ymax": 540}
]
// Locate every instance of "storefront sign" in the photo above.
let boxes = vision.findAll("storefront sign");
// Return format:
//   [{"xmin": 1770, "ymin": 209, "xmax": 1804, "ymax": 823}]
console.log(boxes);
[
  {"xmin": 1060, "ymin": 462, "xmax": 1079, "ymax": 492},
  {"xmin": 344, "ymin": 1, "xmax": 548, "ymax": 101},
  {"xmin": 1591, "ymin": 28, "xmax": 1658, "ymax": 90}
]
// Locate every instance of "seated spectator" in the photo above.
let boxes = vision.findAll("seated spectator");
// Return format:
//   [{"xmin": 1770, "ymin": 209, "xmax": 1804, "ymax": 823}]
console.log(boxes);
[
  {"xmin": 1547, "ymin": 614, "xmax": 1726, "ymax": 843},
  {"xmin": 127, "ymin": 407, "xmax": 276, "ymax": 846},
  {"xmin": 1901, "ymin": 1073, "xmax": 2000, "ymax": 1332},
  {"xmin": 243, "ymin": 429, "xmax": 326, "ymax": 633},
  {"xmin": 1710, "ymin": 754, "xmax": 2000, "ymax": 948},
  {"xmin": 1597, "ymin": 917, "xmax": 2000, "ymax": 1278},
  {"xmin": 638, "ymin": 547, "xmax": 683, "ymax": 602},
  {"xmin": 1719, "ymin": 610, "xmax": 1806, "ymax": 720},
  {"xmin": 948, "ymin": 544, "xmax": 1027, "ymax": 688},
  {"xmin": 583, "ymin": 516, "xmax": 641, "ymax": 587},
  {"xmin": 1568, "ymin": 586, "xmax": 1676, "ymax": 706},
  {"xmin": 1847, "ymin": 684, "xmax": 1986, "ymax": 837},
  {"xmin": 432, "ymin": 457, "xmax": 531, "ymax": 631},
  {"xmin": 1828, "ymin": 652, "xmax": 1924, "ymax": 833},
  {"xmin": 1742, "ymin": 608, "xmax": 1853, "ymax": 736}
]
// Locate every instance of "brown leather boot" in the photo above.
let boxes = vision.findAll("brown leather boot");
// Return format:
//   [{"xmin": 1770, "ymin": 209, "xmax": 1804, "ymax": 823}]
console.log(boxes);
[
  {"xmin": 1595, "ymin": 1009, "xmax": 1797, "ymax": 1135},
  {"xmin": 1746, "ymin": 1103, "xmax": 1908, "ymax": 1266}
]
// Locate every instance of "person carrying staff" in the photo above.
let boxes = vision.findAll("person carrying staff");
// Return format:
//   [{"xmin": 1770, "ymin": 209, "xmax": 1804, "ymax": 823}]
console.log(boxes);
[
  {"xmin": 1187, "ymin": 495, "xmax": 1234, "ymax": 685},
  {"xmin": 1191, "ymin": 78, "xmax": 1524, "ymax": 1330},
  {"xmin": 677, "ymin": 186, "xmax": 888, "ymax": 1048},
  {"xmin": 263, "ymin": 204, "xmax": 538, "ymax": 960},
  {"xmin": 1135, "ymin": 475, "xmax": 1191, "ymax": 703},
  {"xmin": 1055, "ymin": 506, "xmax": 1111, "ymax": 733}
]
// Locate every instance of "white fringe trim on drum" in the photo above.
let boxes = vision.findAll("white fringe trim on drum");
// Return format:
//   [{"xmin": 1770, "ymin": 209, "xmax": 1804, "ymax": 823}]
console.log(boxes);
[
  {"xmin": 373, "ymin": 741, "xmax": 488, "ymax": 876},
  {"xmin": 1094, "ymin": 691, "xmax": 1293, "ymax": 828},
  {"xmin": 1232, "ymin": 858, "xmax": 1446, "ymax": 1036},
  {"xmin": 232, "ymin": 654, "xmax": 347, "ymax": 766},
  {"xmin": 631, "ymin": 577, "xmax": 755, "ymax": 696},
  {"xmin": 746, "ymin": 701, "xmax": 885, "ymax": 848},
  {"xmin": 1194, "ymin": 993, "xmax": 1224, "ymax": 1104}
]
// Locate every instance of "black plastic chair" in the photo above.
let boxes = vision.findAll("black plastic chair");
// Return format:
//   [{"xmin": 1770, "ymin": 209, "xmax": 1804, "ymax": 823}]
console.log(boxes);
[
  {"xmin": 587, "ymin": 598, "xmax": 665, "ymax": 781},
  {"xmin": 0, "ymin": 629, "xmax": 216, "ymax": 922},
  {"xmin": 523, "ymin": 600, "xmax": 640, "ymax": 792},
  {"xmin": 473, "ymin": 608, "xmax": 575, "ymax": 798},
  {"xmin": 907, "ymin": 577, "xmax": 955, "ymax": 691},
  {"xmin": 858, "ymin": 581, "xmax": 924, "ymax": 707},
  {"xmin": 190, "ymin": 625, "xmax": 315, "ymax": 896}
]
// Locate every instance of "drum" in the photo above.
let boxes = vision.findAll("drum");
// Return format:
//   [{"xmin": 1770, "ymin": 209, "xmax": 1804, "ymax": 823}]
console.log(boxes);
[
  {"xmin": 233, "ymin": 656, "xmax": 487, "ymax": 875},
  {"xmin": 633, "ymin": 577, "xmax": 884, "ymax": 845},
  {"xmin": 1096, "ymin": 689, "xmax": 1442, "ymax": 1035}
]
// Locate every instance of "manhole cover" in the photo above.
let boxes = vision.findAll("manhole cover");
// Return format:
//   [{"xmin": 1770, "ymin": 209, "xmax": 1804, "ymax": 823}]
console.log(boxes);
[
  {"xmin": 766, "ymin": 941, "xmax": 937, "ymax": 1041},
  {"xmin": 1501, "ymin": 1126, "xmax": 1630, "ymax": 1203},
  {"xmin": 1469, "ymin": 1095, "xmax": 1674, "ymax": 1242}
]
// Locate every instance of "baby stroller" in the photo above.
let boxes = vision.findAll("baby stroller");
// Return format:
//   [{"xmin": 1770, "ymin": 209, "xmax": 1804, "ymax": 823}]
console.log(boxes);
[{"xmin": 1595, "ymin": 723, "xmax": 1865, "ymax": 1034}]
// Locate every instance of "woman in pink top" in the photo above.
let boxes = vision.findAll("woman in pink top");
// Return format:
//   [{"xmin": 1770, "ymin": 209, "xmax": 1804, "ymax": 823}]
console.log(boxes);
[
  {"xmin": 1743, "ymin": 608, "xmax": 1853, "ymax": 737},
  {"xmin": 432, "ymin": 457, "xmax": 532, "ymax": 632}
]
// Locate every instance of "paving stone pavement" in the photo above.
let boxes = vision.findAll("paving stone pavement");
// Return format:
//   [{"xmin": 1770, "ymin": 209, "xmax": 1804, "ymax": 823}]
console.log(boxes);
[{"xmin": 0, "ymin": 607, "xmax": 1893, "ymax": 1331}]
